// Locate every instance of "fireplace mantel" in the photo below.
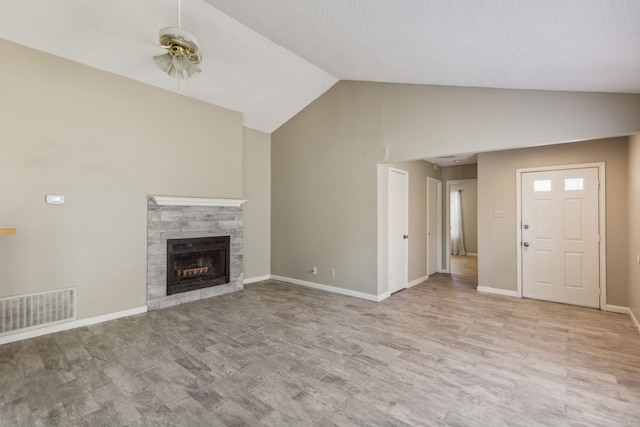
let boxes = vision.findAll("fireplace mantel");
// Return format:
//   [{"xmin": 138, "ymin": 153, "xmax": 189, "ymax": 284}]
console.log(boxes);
[{"xmin": 150, "ymin": 196, "xmax": 247, "ymax": 207}]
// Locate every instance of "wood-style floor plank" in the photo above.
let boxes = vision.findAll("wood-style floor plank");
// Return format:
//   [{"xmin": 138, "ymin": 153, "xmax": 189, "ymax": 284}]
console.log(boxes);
[{"xmin": 1, "ymin": 271, "xmax": 639, "ymax": 426}]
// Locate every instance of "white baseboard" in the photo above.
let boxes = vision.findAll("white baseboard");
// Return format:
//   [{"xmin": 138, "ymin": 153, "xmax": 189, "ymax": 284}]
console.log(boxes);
[
  {"xmin": 377, "ymin": 291, "xmax": 391, "ymax": 301},
  {"xmin": 630, "ymin": 309, "xmax": 640, "ymax": 335},
  {"xmin": 408, "ymin": 275, "xmax": 429, "ymax": 288},
  {"xmin": 0, "ymin": 306, "xmax": 147, "ymax": 345},
  {"xmin": 477, "ymin": 286, "xmax": 519, "ymax": 298},
  {"xmin": 466, "ymin": 253, "xmax": 478, "ymax": 256},
  {"xmin": 243, "ymin": 275, "xmax": 271, "ymax": 285},
  {"xmin": 270, "ymin": 275, "xmax": 384, "ymax": 302},
  {"xmin": 604, "ymin": 304, "xmax": 630, "ymax": 314},
  {"xmin": 604, "ymin": 305, "xmax": 640, "ymax": 337}
]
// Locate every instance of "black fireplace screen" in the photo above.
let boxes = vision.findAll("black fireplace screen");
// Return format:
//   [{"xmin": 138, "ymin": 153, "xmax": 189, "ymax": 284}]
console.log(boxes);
[{"xmin": 166, "ymin": 236, "xmax": 230, "ymax": 295}]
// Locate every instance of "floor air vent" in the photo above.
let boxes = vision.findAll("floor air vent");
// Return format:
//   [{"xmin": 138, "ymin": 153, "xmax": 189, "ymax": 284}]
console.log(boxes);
[{"xmin": 0, "ymin": 287, "xmax": 76, "ymax": 336}]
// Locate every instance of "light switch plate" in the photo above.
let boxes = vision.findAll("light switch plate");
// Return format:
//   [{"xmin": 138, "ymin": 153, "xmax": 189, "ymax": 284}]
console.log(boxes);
[{"xmin": 493, "ymin": 210, "xmax": 506, "ymax": 218}]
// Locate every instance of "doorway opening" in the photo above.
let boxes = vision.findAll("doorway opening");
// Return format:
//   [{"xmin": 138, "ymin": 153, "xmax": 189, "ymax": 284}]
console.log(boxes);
[{"xmin": 445, "ymin": 179, "xmax": 478, "ymax": 287}]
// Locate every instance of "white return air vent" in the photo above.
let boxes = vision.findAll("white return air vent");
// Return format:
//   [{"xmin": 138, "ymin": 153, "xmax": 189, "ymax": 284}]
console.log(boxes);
[{"xmin": 0, "ymin": 287, "xmax": 76, "ymax": 336}]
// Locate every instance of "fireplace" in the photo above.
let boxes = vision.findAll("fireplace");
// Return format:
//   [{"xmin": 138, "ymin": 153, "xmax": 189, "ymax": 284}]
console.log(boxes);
[
  {"xmin": 147, "ymin": 196, "xmax": 245, "ymax": 310},
  {"xmin": 166, "ymin": 236, "xmax": 230, "ymax": 296}
]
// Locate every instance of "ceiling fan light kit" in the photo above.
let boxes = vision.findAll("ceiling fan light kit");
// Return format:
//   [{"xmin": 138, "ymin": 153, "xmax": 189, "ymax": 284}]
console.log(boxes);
[{"xmin": 153, "ymin": 26, "xmax": 202, "ymax": 80}]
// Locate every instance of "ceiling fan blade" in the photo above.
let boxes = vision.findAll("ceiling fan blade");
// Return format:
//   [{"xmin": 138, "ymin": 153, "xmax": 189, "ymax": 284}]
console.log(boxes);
[
  {"xmin": 186, "ymin": 63, "xmax": 201, "ymax": 78},
  {"xmin": 153, "ymin": 53, "xmax": 172, "ymax": 72}
]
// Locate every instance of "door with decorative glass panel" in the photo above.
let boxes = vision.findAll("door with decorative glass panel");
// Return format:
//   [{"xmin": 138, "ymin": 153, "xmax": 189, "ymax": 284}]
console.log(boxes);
[{"xmin": 521, "ymin": 167, "xmax": 600, "ymax": 308}]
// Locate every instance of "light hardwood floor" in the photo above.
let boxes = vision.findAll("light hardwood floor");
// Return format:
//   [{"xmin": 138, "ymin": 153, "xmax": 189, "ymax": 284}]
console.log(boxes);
[
  {"xmin": 450, "ymin": 255, "xmax": 478, "ymax": 289},
  {"xmin": 1, "ymin": 276, "xmax": 639, "ymax": 426}
]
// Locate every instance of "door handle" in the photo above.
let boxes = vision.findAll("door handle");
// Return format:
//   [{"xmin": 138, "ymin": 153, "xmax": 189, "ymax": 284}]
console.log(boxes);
[
  {"xmin": 403, "ymin": 235, "xmax": 409, "ymax": 239},
  {"xmin": 523, "ymin": 242, "xmax": 530, "ymax": 247}
]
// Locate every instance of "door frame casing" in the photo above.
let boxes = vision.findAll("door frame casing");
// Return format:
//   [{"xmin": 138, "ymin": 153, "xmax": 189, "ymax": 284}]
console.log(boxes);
[
  {"xmin": 427, "ymin": 177, "xmax": 443, "ymax": 276},
  {"xmin": 515, "ymin": 162, "xmax": 606, "ymax": 308},
  {"xmin": 388, "ymin": 167, "xmax": 409, "ymax": 294}
]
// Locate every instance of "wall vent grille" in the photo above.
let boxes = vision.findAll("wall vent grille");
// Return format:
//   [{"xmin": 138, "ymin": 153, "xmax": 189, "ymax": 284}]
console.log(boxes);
[{"xmin": 0, "ymin": 287, "xmax": 76, "ymax": 336}]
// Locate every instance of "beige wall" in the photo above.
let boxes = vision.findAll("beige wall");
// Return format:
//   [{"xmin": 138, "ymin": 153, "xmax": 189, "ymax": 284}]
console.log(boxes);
[
  {"xmin": 0, "ymin": 40, "xmax": 243, "ymax": 319},
  {"xmin": 442, "ymin": 164, "xmax": 477, "ymax": 181},
  {"xmin": 272, "ymin": 84, "xmax": 382, "ymax": 295},
  {"xmin": 243, "ymin": 128, "xmax": 271, "ymax": 280},
  {"xmin": 272, "ymin": 80, "xmax": 640, "ymax": 297},
  {"xmin": 379, "ymin": 84, "xmax": 640, "ymax": 162},
  {"xmin": 628, "ymin": 134, "xmax": 640, "ymax": 325},
  {"xmin": 451, "ymin": 181, "xmax": 478, "ymax": 254},
  {"xmin": 477, "ymin": 137, "xmax": 629, "ymax": 306}
]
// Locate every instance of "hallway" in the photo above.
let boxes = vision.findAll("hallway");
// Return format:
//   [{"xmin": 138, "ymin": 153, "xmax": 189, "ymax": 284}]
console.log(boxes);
[{"xmin": 450, "ymin": 254, "xmax": 478, "ymax": 289}]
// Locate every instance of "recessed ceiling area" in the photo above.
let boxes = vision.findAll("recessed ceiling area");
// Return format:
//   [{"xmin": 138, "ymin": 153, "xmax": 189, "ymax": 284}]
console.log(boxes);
[{"xmin": 2, "ymin": 1, "xmax": 639, "ymax": 133}]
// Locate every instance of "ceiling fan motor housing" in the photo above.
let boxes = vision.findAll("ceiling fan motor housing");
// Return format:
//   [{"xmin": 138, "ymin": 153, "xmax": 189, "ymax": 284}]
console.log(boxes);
[{"xmin": 154, "ymin": 26, "xmax": 202, "ymax": 78}]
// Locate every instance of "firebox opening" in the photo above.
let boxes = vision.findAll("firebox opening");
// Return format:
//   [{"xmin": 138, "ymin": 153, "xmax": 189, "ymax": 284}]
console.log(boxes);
[{"xmin": 166, "ymin": 236, "xmax": 230, "ymax": 295}]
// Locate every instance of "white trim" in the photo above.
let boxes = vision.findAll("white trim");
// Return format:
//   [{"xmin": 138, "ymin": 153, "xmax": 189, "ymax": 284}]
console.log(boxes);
[
  {"xmin": 408, "ymin": 275, "xmax": 429, "ymax": 288},
  {"xmin": 377, "ymin": 291, "xmax": 391, "ymax": 301},
  {"xmin": 0, "ymin": 306, "xmax": 147, "ymax": 345},
  {"xmin": 465, "ymin": 253, "xmax": 478, "ymax": 256},
  {"xmin": 604, "ymin": 305, "xmax": 640, "ymax": 337},
  {"xmin": 630, "ymin": 309, "xmax": 640, "ymax": 335},
  {"xmin": 270, "ymin": 275, "xmax": 385, "ymax": 302},
  {"xmin": 427, "ymin": 177, "xmax": 443, "ymax": 275},
  {"xmin": 150, "ymin": 196, "xmax": 247, "ymax": 207},
  {"xmin": 477, "ymin": 286, "xmax": 519, "ymax": 298},
  {"xmin": 515, "ymin": 162, "xmax": 606, "ymax": 308},
  {"xmin": 604, "ymin": 304, "xmax": 630, "ymax": 314},
  {"xmin": 243, "ymin": 275, "xmax": 271, "ymax": 284}
]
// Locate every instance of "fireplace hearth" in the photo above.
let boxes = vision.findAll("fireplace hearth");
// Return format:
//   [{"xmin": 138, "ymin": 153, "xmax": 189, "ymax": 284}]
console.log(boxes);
[{"xmin": 166, "ymin": 236, "xmax": 230, "ymax": 295}]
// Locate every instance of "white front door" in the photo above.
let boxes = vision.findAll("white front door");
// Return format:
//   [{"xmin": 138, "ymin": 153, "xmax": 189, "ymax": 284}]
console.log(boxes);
[
  {"xmin": 427, "ymin": 178, "xmax": 439, "ymax": 275},
  {"xmin": 521, "ymin": 167, "xmax": 600, "ymax": 308},
  {"xmin": 389, "ymin": 168, "xmax": 408, "ymax": 294}
]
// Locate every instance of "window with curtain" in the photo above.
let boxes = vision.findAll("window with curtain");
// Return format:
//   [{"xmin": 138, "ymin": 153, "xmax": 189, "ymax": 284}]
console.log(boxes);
[{"xmin": 451, "ymin": 190, "xmax": 466, "ymax": 255}]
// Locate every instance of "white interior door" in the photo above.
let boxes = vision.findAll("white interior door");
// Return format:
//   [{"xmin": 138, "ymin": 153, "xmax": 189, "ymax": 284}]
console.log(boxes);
[
  {"xmin": 389, "ymin": 168, "xmax": 408, "ymax": 294},
  {"xmin": 521, "ymin": 167, "xmax": 600, "ymax": 308},
  {"xmin": 427, "ymin": 178, "xmax": 440, "ymax": 275}
]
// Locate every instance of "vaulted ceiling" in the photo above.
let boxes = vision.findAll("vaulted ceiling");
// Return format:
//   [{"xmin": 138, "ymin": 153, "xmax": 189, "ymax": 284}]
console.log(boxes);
[{"xmin": 2, "ymin": 1, "xmax": 639, "ymax": 133}]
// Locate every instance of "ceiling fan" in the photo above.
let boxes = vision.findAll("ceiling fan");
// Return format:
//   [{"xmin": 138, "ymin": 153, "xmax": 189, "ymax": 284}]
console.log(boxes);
[{"xmin": 153, "ymin": 0, "xmax": 202, "ymax": 79}]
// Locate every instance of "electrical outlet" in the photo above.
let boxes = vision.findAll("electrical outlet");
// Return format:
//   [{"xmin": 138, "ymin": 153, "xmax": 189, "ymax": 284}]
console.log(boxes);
[
  {"xmin": 310, "ymin": 267, "xmax": 317, "ymax": 274},
  {"xmin": 493, "ymin": 210, "xmax": 506, "ymax": 218},
  {"xmin": 330, "ymin": 268, "xmax": 335, "ymax": 277}
]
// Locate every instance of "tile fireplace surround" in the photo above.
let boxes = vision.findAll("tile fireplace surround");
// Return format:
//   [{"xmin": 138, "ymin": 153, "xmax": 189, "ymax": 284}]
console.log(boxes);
[{"xmin": 146, "ymin": 196, "xmax": 245, "ymax": 310}]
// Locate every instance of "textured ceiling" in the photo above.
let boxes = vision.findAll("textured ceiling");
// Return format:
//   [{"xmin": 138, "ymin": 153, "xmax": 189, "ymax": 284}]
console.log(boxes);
[
  {"xmin": 205, "ymin": 0, "xmax": 640, "ymax": 93},
  {"xmin": 2, "ymin": 0, "xmax": 639, "ymax": 133}
]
